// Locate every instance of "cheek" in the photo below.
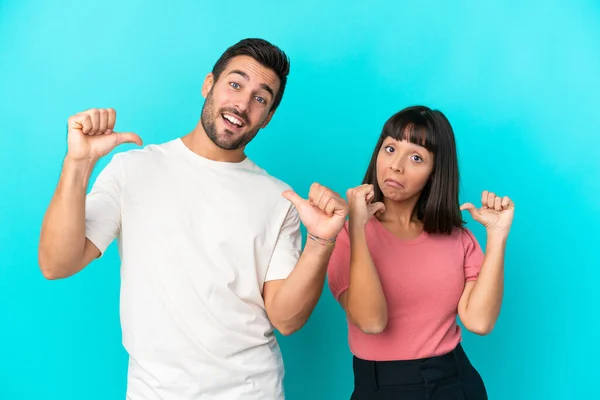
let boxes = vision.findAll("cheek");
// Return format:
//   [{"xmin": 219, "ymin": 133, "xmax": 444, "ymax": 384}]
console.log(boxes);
[
  {"xmin": 212, "ymin": 86, "xmax": 232, "ymax": 106},
  {"xmin": 410, "ymin": 168, "xmax": 433, "ymax": 189},
  {"xmin": 252, "ymin": 109, "xmax": 267, "ymax": 125},
  {"xmin": 375, "ymin": 157, "xmax": 386, "ymax": 183},
  {"xmin": 254, "ymin": 105, "xmax": 269, "ymax": 126}
]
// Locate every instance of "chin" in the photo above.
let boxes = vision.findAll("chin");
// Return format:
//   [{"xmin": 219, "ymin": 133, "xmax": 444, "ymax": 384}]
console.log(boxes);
[
  {"xmin": 381, "ymin": 188, "xmax": 413, "ymax": 202},
  {"xmin": 384, "ymin": 192, "xmax": 406, "ymax": 202}
]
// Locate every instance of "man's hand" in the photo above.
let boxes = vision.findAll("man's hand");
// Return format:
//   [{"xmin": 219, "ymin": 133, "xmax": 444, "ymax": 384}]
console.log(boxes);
[
  {"xmin": 282, "ymin": 182, "xmax": 348, "ymax": 239},
  {"xmin": 67, "ymin": 108, "xmax": 142, "ymax": 162}
]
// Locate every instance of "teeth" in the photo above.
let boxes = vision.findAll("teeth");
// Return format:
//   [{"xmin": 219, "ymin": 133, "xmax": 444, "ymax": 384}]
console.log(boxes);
[{"xmin": 224, "ymin": 114, "xmax": 243, "ymax": 127}]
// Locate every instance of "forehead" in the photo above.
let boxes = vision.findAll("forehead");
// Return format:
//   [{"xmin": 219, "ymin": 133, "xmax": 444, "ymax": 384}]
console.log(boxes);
[{"xmin": 220, "ymin": 55, "xmax": 280, "ymax": 93}]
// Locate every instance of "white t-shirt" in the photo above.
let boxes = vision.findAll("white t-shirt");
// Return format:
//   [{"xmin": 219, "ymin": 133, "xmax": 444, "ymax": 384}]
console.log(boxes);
[{"xmin": 85, "ymin": 138, "xmax": 302, "ymax": 399}]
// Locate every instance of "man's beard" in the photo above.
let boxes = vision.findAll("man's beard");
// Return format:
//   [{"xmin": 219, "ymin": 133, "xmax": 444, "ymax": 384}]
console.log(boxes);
[{"xmin": 200, "ymin": 89, "xmax": 261, "ymax": 150}]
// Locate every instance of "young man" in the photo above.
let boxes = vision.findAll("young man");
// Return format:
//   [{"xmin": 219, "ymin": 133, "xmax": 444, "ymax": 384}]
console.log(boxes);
[{"xmin": 38, "ymin": 38, "xmax": 347, "ymax": 399}]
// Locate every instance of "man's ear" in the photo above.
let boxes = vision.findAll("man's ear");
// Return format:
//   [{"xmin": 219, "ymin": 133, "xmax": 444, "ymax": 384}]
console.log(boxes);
[{"xmin": 201, "ymin": 73, "xmax": 215, "ymax": 98}]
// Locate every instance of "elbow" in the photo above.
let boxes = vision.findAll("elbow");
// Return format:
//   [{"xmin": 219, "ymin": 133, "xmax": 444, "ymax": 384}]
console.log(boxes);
[
  {"xmin": 352, "ymin": 314, "xmax": 388, "ymax": 335},
  {"xmin": 357, "ymin": 320, "xmax": 387, "ymax": 335},
  {"xmin": 347, "ymin": 305, "xmax": 388, "ymax": 334},
  {"xmin": 278, "ymin": 326, "xmax": 300, "ymax": 337},
  {"xmin": 41, "ymin": 270, "xmax": 66, "ymax": 281},
  {"xmin": 39, "ymin": 262, "xmax": 66, "ymax": 280},
  {"xmin": 465, "ymin": 320, "xmax": 495, "ymax": 336},
  {"xmin": 273, "ymin": 321, "xmax": 302, "ymax": 337},
  {"xmin": 38, "ymin": 249, "xmax": 69, "ymax": 280}
]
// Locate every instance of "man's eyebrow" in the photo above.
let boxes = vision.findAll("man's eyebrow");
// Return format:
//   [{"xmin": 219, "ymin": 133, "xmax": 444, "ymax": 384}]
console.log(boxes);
[
  {"xmin": 260, "ymin": 83, "xmax": 274, "ymax": 98},
  {"xmin": 228, "ymin": 70, "xmax": 249, "ymax": 80},
  {"xmin": 228, "ymin": 70, "xmax": 274, "ymax": 98}
]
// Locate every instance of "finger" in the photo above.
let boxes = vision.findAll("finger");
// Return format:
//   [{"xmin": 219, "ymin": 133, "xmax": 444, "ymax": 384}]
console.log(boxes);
[
  {"xmin": 318, "ymin": 191, "xmax": 332, "ymax": 211},
  {"xmin": 494, "ymin": 196, "xmax": 502, "ymax": 211},
  {"xmin": 98, "ymin": 108, "xmax": 109, "ymax": 134},
  {"xmin": 460, "ymin": 202, "xmax": 475, "ymax": 211},
  {"xmin": 460, "ymin": 203, "xmax": 481, "ymax": 221},
  {"xmin": 361, "ymin": 183, "xmax": 374, "ymax": 194},
  {"xmin": 324, "ymin": 198, "xmax": 336, "ymax": 217},
  {"xmin": 69, "ymin": 114, "xmax": 82, "ymax": 132},
  {"xmin": 345, "ymin": 188, "xmax": 354, "ymax": 202},
  {"xmin": 115, "ymin": 132, "xmax": 143, "ymax": 147},
  {"xmin": 355, "ymin": 184, "xmax": 374, "ymax": 199},
  {"xmin": 308, "ymin": 182, "xmax": 325, "ymax": 205},
  {"xmin": 106, "ymin": 108, "xmax": 116, "ymax": 134},
  {"xmin": 87, "ymin": 109, "xmax": 100, "ymax": 135},
  {"xmin": 75, "ymin": 113, "xmax": 93, "ymax": 134},
  {"xmin": 502, "ymin": 196, "xmax": 513, "ymax": 209},
  {"xmin": 481, "ymin": 190, "xmax": 489, "ymax": 209},
  {"xmin": 368, "ymin": 202, "xmax": 385, "ymax": 216},
  {"xmin": 460, "ymin": 202, "xmax": 480, "ymax": 219},
  {"xmin": 282, "ymin": 190, "xmax": 306, "ymax": 209},
  {"xmin": 365, "ymin": 190, "xmax": 374, "ymax": 204},
  {"xmin": 337, "ymin": 197, "xmax": 350, "ymax": 217},
  {"xmin": 487, "ymin": 192, "xmax": 496, "ymax": 209}
]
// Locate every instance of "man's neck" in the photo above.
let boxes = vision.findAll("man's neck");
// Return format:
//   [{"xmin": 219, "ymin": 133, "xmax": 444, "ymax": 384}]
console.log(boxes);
[{"xmin": 181, "ymin": 124, "xmax": 246, "ymax": 163}]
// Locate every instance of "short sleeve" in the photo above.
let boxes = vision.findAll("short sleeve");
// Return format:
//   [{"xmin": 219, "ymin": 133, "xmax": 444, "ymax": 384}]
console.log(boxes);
[
  {"xmin": 460, "ymin": 227, "xmax": 484, "ymax": 281},
  {"xmin": 85, "ymin": 154, "xmax": 125, "ymax": 256},
  {"xmin": 265, "ymin": 204, "xmax": 302, "ymax": 282},
  {"xmin": 327, "ymin": 222, "xmax": 351, "ymax": 301}
]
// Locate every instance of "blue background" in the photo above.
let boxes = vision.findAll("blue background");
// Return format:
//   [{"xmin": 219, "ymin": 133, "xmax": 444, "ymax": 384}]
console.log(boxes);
[{"xmin": 1, "ymin": 1, "xmax": 599, "ymax": 399}]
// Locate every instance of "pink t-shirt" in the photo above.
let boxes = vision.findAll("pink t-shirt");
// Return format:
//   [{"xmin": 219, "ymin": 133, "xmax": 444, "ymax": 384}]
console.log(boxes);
[{"xmin": 327, "ymin": 216, "xmax": 484, "ymax": 361}]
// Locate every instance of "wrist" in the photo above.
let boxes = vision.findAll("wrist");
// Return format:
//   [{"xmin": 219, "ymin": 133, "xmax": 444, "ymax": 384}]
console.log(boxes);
[
  {"xmin": 349, "ymin": 214, "xmax": 367, "ymax": 229},
  {"xmin": 307, "ymin": 232, "xmax": 336, "ymax": 247},
  {"xmin": 64, "ymin": 154, "xmax": 98, "ymax": 171},
  {"xmin": 349, "ymin": 225, "xmax": 367, "ymax": 243},
  {"xmin": 62, "ymin": 156, "xmax": 97, "ymax": 189},
  {"xmin": 486, "ymin": 229, "xmax": 509, "ymax": 246},
  {"xmin": 304, "ymin": 234, "xmax": 336, "ymax": 256}
]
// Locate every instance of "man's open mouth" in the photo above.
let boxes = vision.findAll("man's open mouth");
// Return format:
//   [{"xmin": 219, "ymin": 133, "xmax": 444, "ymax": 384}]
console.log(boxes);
[{"xmin": 222, "ymin": 113, "xmax": 245, "ymax": 129}]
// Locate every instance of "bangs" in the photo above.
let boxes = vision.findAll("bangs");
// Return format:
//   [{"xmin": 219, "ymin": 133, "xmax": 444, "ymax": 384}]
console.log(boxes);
[{"xmin": 383, "ymin": 110, "xmax": 438, "ymax": 153}]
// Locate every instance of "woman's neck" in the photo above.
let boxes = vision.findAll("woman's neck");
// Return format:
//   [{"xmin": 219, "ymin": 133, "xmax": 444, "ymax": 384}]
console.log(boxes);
[{"xmin": 380, "ymin": 196, "xmax": 421, "ymax": 229}]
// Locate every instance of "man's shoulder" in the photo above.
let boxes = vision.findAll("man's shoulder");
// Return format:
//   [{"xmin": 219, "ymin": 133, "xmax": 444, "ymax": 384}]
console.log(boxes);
[
  {"xmin": 108, "ymin": 138, "xmax": 179, "ymax": 166},
  {"xmin": 245, "ymin": 160, "xmax": 293, "ymax": 193}
]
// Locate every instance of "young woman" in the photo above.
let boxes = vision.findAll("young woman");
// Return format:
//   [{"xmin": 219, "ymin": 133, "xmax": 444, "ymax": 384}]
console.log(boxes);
[{"xmin": 327, "ymin": 105, "xmax": 514, "ymax": 399}]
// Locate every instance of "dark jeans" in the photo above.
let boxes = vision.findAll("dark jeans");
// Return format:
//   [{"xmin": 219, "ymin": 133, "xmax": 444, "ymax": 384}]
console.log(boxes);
[{"xmin": 350, "ymin": 344, "xmax": 488, "ymax": 400}]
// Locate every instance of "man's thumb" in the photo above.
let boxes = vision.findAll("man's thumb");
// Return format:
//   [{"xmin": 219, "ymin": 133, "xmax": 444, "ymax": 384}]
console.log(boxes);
[
  {"xmin": 116, "ymin": 132, "xmax": 143, "ymax": 147},
  {"xmin": 282, "ymin": 190, "xmax": 305, "ymax": 208}
]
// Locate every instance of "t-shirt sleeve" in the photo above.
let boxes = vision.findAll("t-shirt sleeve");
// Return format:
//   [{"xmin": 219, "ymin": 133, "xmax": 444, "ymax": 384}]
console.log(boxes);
[
  {"xmin": 327, "ymin": 222, "xmax": 351, "ymax": 301},
  {"xmin": 265, "ymin": 203, "xmax": 302, "ymax": 282},
  {"xmin": 460, "ymin": 227, "xmax": 484, "ymax": 281},
  {"xmin": 85, "ymin": 153, "xmax": 125, "ymax": 256}
]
